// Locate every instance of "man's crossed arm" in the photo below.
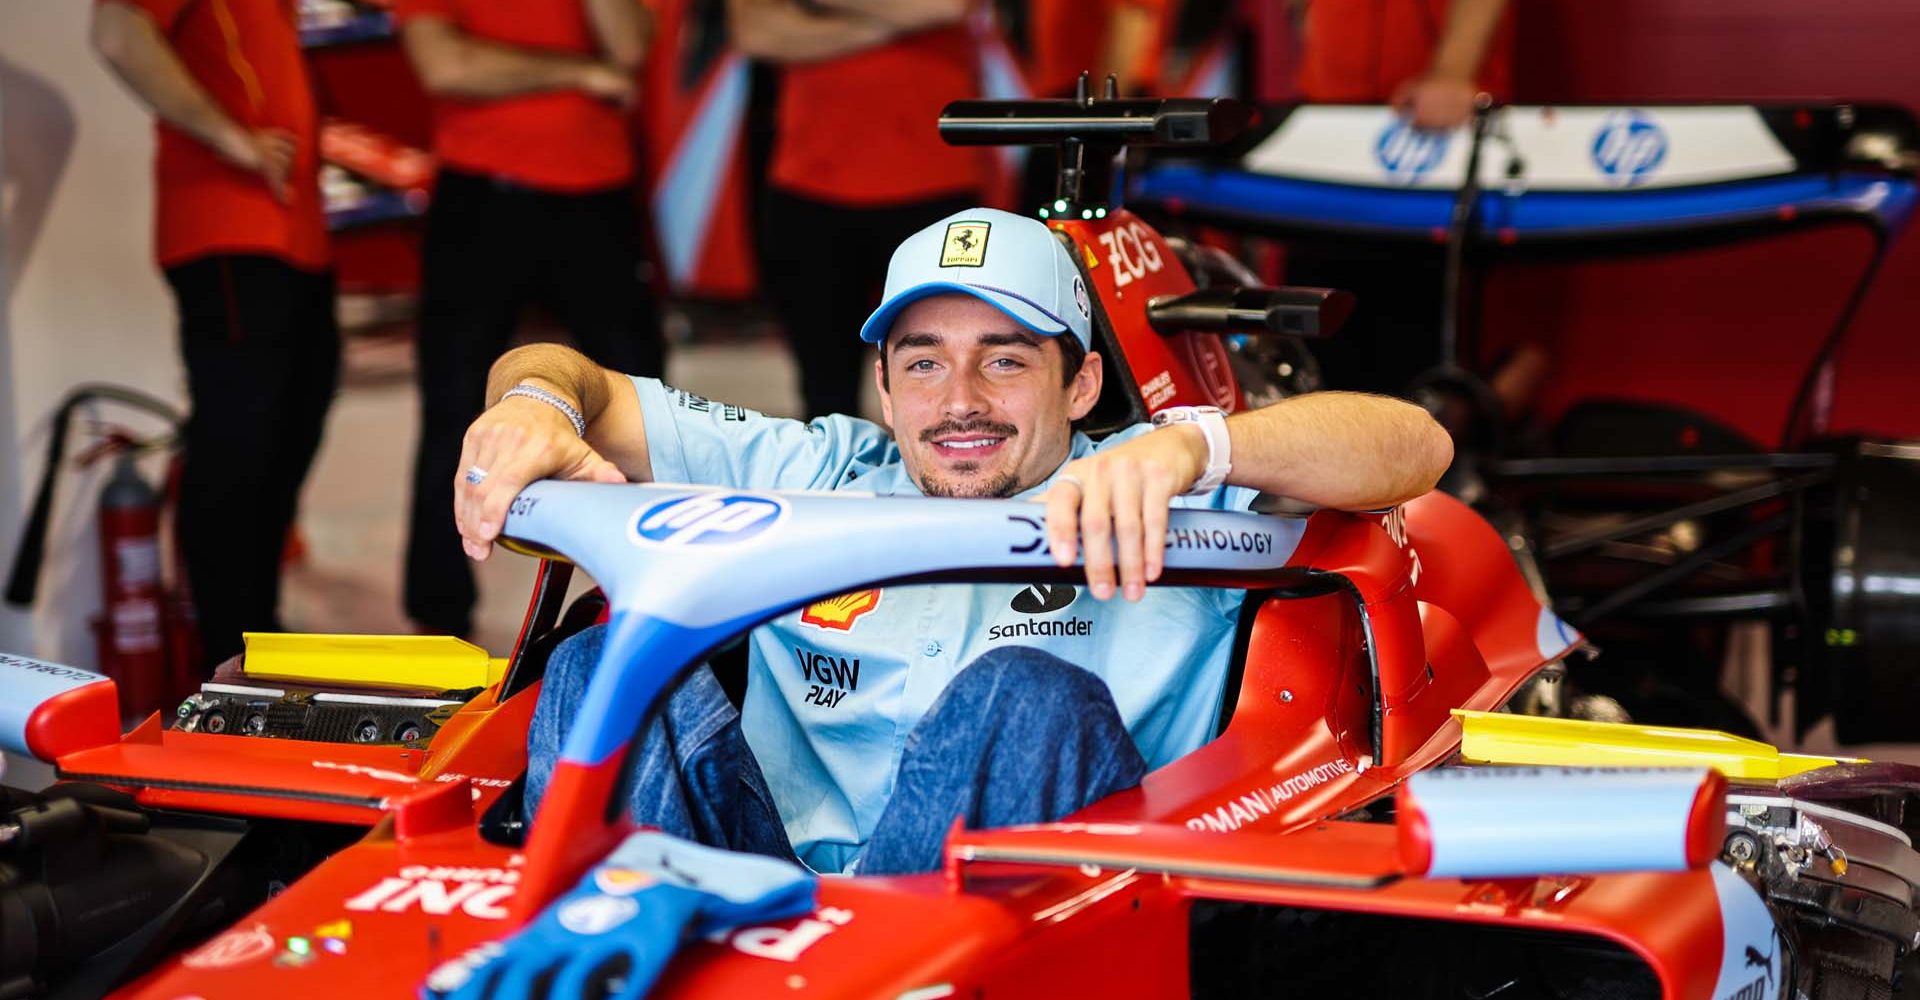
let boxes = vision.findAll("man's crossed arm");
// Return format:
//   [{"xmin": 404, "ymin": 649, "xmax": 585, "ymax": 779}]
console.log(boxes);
[{"xmin": 1042, "ymin": 394, "xmax": 1451, "ymax": 602}]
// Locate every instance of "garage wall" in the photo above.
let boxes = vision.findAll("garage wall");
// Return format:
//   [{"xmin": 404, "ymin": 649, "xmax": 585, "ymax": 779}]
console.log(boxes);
[
  {"xmin": 1488, "ymin": 0, "xmax": 1920, "ymax": 445},
  {"xmin": 1, "ymin": 4, "xmax": 185, "ymax": 665}
]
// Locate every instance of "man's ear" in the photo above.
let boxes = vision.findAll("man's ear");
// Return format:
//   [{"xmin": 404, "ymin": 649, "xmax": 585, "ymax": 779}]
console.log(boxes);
[
  {"xmin": 1068, "ymin": 349, "xmax": 1102, "ymax": 422},
  {"xmin": 874, "ymin": 354, "xmax": 893, "ymax": 428}
]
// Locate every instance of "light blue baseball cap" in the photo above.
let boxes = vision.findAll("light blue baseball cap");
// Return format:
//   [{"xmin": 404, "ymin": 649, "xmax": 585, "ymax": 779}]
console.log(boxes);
[{"xmin": 857, "ymin": 207, "xmax": 1094, "ymax": 348}]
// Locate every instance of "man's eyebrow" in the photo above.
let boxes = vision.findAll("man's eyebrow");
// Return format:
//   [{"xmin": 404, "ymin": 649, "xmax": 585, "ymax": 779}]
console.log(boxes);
[
  {"xmin": 978, "ymin": 331, "xmax": 1044, "ymax": 349},
  {"xmin": 891, "ymin": 331, "xmax": 943, "ymax": 350}
]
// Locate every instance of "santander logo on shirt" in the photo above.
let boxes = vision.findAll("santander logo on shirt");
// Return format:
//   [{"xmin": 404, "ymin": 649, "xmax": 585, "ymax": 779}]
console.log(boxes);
[{"xmin": 989, "ymin": 585, "xmax": 1092, "ymax": 642}]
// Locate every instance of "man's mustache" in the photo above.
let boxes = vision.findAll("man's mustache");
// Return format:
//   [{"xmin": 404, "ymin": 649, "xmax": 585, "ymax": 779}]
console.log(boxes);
[{"xmin": 920, "ymin": 420, "xmax": 1019, "ymax": 443}]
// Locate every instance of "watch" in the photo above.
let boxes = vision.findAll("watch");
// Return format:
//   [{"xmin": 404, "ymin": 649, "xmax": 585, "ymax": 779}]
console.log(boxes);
[{"xmin": 1151, "ymin": 405, "xmax": 1232, "ymax": 495}]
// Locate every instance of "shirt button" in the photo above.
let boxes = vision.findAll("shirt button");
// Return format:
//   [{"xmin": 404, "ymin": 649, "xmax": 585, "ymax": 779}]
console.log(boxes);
[{"xmin": 923, "ymin": 640, "xmax": 942, "ymax": 657}]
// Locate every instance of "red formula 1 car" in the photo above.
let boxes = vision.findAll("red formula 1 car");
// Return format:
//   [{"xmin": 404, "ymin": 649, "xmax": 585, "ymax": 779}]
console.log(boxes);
[{"xmin": 4, "ymin": 96, "xmax": 1918, "ymax": 1000}]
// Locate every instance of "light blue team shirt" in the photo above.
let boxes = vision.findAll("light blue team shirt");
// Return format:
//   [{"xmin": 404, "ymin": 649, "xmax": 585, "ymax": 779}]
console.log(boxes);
[{"xmin": 632, "ymin": 377, "xmax": 1260, "ymax": 873}]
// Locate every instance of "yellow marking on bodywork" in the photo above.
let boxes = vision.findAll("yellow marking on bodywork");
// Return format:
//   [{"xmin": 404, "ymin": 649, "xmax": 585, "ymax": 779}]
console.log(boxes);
[
  {"xmin": 241, "ymin": 633, "xmax": 505, "ymax": 691},
  {"xmin": 1453, "ymin": 709, "xmax": 1865, "ymax": 780}
]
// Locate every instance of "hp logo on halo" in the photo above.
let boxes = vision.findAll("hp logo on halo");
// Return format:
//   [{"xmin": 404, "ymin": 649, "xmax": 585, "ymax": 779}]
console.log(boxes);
[
  {"xmin": 1592, "ymin": 111, "xmax": 1668, "ymax": 185},
  {"xmin": 1375, "ymin": 120, "xmax": 1450, "ymax": 183},
  {"xmin": 630, "ymin": 493, "xmax": 787, "ymax": 548}
]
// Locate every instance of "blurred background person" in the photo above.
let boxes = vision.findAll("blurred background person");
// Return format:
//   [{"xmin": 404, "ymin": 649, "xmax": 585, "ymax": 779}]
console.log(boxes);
[
  {"xmin": 394, "ymin": 0, "xmax": 665, "ymax": 637},
  {"xmin": 1287, "ymin": 0, "xmax": 1513, "ymax": 395},
  {"xmin": 91, "ymin": 0, "xmax": 339, "ymax": 670},
  {"xmin": 1009, "ymin": 0, "xmax": 1167, "ymax": 210},
  {"xmin": 731, "ymin": 0, "xmax": 989, "ymax": 420}
]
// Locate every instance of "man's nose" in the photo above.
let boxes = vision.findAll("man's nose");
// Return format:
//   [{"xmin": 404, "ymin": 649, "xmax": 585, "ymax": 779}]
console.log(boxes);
[{"xmin": 940, "ymin": 367, "xmax": 990, "ymax": 419}]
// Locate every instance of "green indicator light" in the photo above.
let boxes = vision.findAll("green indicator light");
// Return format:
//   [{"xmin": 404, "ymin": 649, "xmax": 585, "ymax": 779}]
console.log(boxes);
[
  {"xmin": 1054, "ymin": 199, "xmax": 1068, "ymax": 212},
  {"xmin": 1038, "ymin": 208, "xmax": 1050, "ymax": 219},
  {"xmin": 288, "ymin": 937, "xmax": 311, "ymax": 955},
  {"xmin": 1081, "ymin": 209, "xmax": 1093, "ymax": 219}
]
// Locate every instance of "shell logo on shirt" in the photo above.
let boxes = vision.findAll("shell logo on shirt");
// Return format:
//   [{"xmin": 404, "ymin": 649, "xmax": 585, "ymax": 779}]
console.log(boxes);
[{"xmin": 799, "ymin": 589, "xmax": 883, "ymax": 631}]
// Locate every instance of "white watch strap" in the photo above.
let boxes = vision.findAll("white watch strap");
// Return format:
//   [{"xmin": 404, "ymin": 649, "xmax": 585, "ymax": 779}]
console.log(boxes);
[{"xmin": 1154, "ymin": 406, "xmax": 1232, "ymax": 495}]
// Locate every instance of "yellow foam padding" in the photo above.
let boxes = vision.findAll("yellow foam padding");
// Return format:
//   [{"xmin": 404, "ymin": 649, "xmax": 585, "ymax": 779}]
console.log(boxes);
[
  {"xmin": 1453, "ymin": 709, "xmax": 1865, "ymax": 780},
  {"xmin": 241, "ymin": 633, "xmax": 506, "ymax": 691}
]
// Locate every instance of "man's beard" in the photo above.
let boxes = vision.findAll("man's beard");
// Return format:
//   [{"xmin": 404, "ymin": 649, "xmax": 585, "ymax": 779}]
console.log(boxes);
[
  {"xmin": 919, "ymin": 466, "xmax": 1022, "ymax": 498},
  {"xmin": 915, "ymin": 419, "xmax": 1022, "ymax": 498}
]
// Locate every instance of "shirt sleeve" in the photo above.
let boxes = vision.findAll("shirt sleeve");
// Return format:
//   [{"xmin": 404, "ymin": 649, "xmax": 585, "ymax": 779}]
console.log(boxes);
[
  {"xmin": 389, "ymin": 0, "xmax": 457, "ymax": 25},
  {"xmin": 632, "ymin": 376, "xmax": 899, "ymax": 493}
]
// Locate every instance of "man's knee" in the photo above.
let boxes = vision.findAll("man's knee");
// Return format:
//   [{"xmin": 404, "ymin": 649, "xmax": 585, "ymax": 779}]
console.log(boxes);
[
  {"xmin": 942, "ymin": 646, "xmax": 1116, "ymax": 723},
  {"xmin": 542, "ymin": 624, "xmax": 605, "ymax": 705}
]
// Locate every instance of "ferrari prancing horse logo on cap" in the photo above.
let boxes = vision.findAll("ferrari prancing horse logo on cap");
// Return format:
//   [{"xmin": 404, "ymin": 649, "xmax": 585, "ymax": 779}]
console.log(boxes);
[{"xmin": 941, "ymin": 221, "xmax": 990, "ymax": 267}]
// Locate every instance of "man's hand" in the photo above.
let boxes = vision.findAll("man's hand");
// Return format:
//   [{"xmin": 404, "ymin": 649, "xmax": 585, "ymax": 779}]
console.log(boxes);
[
  {"xmin": 456, "ymin": 389, "xmax": 628, "ymax": 561},
  {"xmin": 577, "ymin": 61, "xmax": 636, "ymax": 105},
  {"xmin": 218, "ymin": 127, "xmax": 296, "ymax": 202},
  {"xmin": 1042, "ymin": 426, "xmax": 1204, "ymax": 603},
  {"xmin": 1390, "ymin": 74, "xmax": 1481, "ymax": 131}
]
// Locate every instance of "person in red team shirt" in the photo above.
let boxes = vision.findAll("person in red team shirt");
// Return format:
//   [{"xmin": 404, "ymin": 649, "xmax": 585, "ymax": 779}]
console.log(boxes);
[
  {"xmin": 1287, "ymin": 0, "xmax": 1514, "ymax": 396},
  {"xmin": 729, "ymin": 0, "xmax": 990, "ymax": 420},
  {"xmin": 1299, "ymin": 0, "xmax": 1513, "ymax": 129},
  {"xmin": 393, "ymin": 0, "xmax": 666, "ymax": 637},
  {"xmin": 92, "ymin": 0, "xmax": 339, "ymax": 669}
]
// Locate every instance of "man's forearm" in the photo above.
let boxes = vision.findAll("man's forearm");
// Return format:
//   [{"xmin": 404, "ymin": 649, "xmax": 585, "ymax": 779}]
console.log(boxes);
[
  {"xmin": 728, "ymin": 0, "xmax": 893, "ymax": 63},
  {"xmin": 486, "ymin": 344, "xmax": 614, "ymax": 424},
  {"xmin": 1428, "ymin": 0, "xmax": 1509, "ymax": 81},
  {"xmin": 92, "ymin": 2, "xmax": 250, "ymax": 162},
  {"xmin": 1219, "ymin": 392, "xmax": 1453, "ymax": 510},
  {"xmin": 402, "ymin": 18, "xmax": 608, "ymax": 98},
  {"xmin": 585, "ymin": 0, "xmax": 649, "ymax": 70}
]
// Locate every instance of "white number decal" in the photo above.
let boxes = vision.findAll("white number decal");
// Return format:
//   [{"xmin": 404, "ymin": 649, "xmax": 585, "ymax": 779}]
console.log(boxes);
[{"xmin": 1096, "ymin": 222, "xmax": 1164, "ymax": 289}]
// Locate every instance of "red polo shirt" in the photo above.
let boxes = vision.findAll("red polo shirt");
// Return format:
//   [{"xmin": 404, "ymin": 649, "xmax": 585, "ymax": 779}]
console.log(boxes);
[
  {"xmin": 1299, "ymin": 0, "xmax": 1515, "ymax": 103},
  {"xmin": 391, "ymin": 0, "xmax": 635, "ymax": 192},
  {"xmin": 1024, "ymin": 0, "xmax": 1170, "ymax": 99},
  {"xmin": 114, "ymin": 0, "xmax": 329, "ymax": 270},
  {"xmin": 767, "ymin": 26, "xmax": 988, "ymax": 207}
]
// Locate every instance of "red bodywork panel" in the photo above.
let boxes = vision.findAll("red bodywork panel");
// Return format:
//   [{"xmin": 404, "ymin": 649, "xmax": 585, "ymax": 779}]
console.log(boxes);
[{"xmin": 57, "ymin": 683, "xmax": 534, "ymax": 826}]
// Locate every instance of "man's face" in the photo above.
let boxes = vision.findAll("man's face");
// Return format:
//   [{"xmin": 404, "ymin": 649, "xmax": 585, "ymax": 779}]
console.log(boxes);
[{"xmin": 876, "ymin": 294, "xmax": 1101, "ymax": 498}]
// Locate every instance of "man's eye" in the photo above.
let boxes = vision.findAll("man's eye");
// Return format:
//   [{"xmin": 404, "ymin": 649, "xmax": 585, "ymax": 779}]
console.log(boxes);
[
  {"xmin": 989, "ymin": 358, "xmax": 1026, "ymax": 371},
  {"xmin": 907, "ymin": 359, "xmax": 938, "ymax": 372}
]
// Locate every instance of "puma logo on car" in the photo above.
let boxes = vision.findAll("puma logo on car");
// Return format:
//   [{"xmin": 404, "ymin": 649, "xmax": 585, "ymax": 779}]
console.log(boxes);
[{"xmin": 1010, "ymin": 584, "xmax": 1076, "ymax": 614}]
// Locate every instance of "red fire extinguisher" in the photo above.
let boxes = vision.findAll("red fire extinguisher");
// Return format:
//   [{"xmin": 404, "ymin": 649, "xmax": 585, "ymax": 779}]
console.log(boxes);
[
  {"xmin": 95, "ymin": 448, "xmax": 169, "ymax": 717},
  {"xmin": 6, "ymin": 385, "xmax": 196, "ymax": 722}
]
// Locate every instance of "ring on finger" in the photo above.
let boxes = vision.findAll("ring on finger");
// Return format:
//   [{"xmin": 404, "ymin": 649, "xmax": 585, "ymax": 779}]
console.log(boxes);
[
  {"xmin": 465, "ymin": 465, "xmax": 489, "ymax": 485},
  {"xmin": 1055, "ymin": 473, "xmax": 1084, "ymax": 493}
]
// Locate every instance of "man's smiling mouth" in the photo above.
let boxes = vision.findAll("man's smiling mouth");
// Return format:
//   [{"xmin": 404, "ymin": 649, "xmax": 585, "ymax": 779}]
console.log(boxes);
[{"xmin": 923, "ymin": 421, "xmax": 1017, "ymax": 461}]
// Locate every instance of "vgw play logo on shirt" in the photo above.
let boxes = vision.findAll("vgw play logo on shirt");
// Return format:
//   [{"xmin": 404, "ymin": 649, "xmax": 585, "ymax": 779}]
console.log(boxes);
[
  {"xmin": 1591, "ymin": 110, "xmax": 1668, "ymax": 186},
  {"xmin": 1375, "ymin": 119, "xmax": 1450, "ymax": 184},
  {"xmin": 628, "ymin": 493, "xmax": 787, "ymax": 548}
]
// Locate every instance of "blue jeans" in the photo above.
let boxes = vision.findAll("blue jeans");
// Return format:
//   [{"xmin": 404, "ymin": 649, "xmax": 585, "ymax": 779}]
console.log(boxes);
[{"xmin": 525, "ymin": 626, "xmax": 1147, "ymax": 875}]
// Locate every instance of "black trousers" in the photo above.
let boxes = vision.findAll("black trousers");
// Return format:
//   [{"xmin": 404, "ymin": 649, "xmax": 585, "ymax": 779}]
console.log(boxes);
[
  {"xmin": 164, "ymin": 255, "xmax": 340, "ymax": 669},
  {"xmin": 405, "ymin": 168, "xmax": 665, "ymax": 634},
  {"xmin": 757, "ymin": 187, "xmax": 976, "ymax": 419}
]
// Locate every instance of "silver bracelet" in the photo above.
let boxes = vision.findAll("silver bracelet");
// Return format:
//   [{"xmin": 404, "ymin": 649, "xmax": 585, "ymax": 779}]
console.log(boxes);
[{"xmin": 501, "ymin": 383, "xmax": 586, "ymax": 438}]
